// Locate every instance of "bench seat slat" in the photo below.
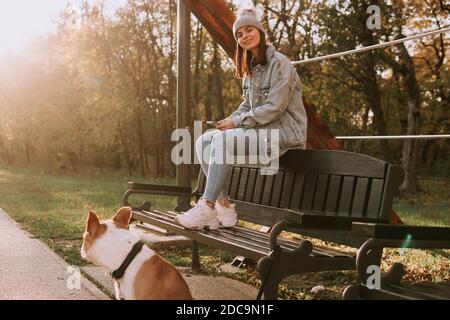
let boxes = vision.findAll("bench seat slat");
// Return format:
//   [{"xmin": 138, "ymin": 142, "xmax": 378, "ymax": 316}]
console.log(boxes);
[
  {"xmin": 134, "ymin": 209, "xmax": 355, "ymax": 260},
  {"xmin": 220, "ymin": 227, "xmax": 351, "ymax": 258},
  {"xmin": 352, "ymin": 223, "xmax": 450, "ymax": 241},
  {"xmin": 133, "ymin": 211, "xmax": 268, "ymax": 260},
  {"xmin": 219, "ymin": 227, "xmax": 332, "ymax": 256}
]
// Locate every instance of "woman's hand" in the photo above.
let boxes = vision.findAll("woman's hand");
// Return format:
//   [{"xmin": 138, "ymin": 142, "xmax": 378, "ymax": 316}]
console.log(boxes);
[{"xmin": 217, "ymin": 118, "xmax": 235, "ymax": 131}]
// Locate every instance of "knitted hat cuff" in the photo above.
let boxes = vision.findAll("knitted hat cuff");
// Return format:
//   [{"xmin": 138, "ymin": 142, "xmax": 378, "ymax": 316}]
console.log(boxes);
[{"xmin": 232, "ymin": 10, "xmax": 265, "ymax": 40}]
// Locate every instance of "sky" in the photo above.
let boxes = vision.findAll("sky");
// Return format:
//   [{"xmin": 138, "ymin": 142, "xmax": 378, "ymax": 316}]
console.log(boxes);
[
  {"xmin": 0, "ymin": 0, "xmax": 125, "ymax": 54},
  {"xmin": 0, "ymin": 0, "xmax": 255, "ymax": 54}
]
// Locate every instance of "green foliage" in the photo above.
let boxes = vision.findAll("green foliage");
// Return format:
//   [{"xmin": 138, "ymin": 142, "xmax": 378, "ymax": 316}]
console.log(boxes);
[{"xmin": 0, "ymin": 0, "xmax": 448, "ymax": 178}]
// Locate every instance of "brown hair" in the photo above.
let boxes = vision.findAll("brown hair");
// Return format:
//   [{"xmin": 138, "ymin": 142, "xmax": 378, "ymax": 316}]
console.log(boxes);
[{"xmin": 234, "ymin": 30, "xmax": 268, "ymax": 79}]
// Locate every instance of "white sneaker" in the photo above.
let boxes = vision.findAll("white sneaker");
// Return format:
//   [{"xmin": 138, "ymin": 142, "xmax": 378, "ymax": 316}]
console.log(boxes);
[
  {"xmin": 215, "ymin": 201, "xmax": 238, "ymax": 228},
  {"xmin": 174, "ymin": 198, "xmax": 219, "ymax": 230}
]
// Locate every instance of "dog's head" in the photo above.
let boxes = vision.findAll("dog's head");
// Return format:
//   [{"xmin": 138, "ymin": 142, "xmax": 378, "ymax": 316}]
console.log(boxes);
[{"xmin": 80, "ymin": 206, "xmax": 133, "ymax": 266}]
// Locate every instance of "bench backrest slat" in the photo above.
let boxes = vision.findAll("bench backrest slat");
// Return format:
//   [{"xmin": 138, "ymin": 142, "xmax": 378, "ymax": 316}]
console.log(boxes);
[
  {"xmin": 194, "ymin": 150, "xmax": 403, "ymax": 228},
  {"xmin": 280, "ymin": 171, "xmax": 296, "ymax": 208},
  {"xmin": 367, "ymin": 178, "xmax": 384, "ymax": 217}
]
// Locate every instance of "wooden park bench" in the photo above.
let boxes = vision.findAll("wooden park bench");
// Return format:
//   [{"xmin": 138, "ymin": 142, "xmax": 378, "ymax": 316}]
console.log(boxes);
[
  {"xmin": 123, "ymin": 149, "xmax": 404, "ymax": 299},
  {"xmin": 342, "ymin": 222, "xmax": 450, "ymax": 300}
]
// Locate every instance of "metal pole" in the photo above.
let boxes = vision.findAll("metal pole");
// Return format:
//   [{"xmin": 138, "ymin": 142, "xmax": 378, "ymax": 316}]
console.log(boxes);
[
  {"xmin": 335, "ymin": 134, "xmax": 450, "ymax": 140},
  {"xmin": 292, "ymin": 26, "xmax": 450, "ymax": 66},
  {"xmin": 176, "ymin": 0, "xmax": 191, "ymax": 211}
]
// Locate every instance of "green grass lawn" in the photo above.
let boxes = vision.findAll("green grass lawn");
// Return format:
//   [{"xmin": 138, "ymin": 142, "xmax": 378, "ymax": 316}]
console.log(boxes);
[
  {"xmin": 0, "ymin": 165, "xmax": 177, "ymax": 266},
  {"xmin": 0, "ymin": 164, "xmax": 448, "ymax": 299}
]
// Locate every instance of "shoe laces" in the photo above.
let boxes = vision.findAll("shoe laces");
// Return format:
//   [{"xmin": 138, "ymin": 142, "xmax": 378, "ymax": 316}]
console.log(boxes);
[
  {"xmin": 185, "ymin": 199, "xmax": 211, "ymax": 217},
  {"xmin": 216, "ymin": 201, "xmax": 236, "ymax": 210}
]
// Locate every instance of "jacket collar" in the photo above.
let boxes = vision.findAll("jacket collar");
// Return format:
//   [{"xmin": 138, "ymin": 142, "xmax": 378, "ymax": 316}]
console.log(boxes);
[{"xmin": 266, "ymin": 44, "xmax": 276, "ymax": 61}]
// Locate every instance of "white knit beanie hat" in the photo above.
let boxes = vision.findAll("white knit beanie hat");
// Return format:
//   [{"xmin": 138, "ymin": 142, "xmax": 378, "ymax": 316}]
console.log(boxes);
[{"xmin": 232, "ymin": 8, "xmax": 265, "ymax": 41}]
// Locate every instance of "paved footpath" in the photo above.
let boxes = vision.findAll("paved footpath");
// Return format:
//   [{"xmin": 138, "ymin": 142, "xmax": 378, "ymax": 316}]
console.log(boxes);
[
  {"xmin": 0, "ymin": 208, "xmax": 260, "ymax": 300},
  {"xmin": 0, "ymin": 208, "xmax": 109, "ymax": 300}
]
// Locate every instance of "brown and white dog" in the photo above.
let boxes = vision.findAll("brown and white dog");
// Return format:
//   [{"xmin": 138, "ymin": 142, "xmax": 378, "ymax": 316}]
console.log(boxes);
[{"xmin": 80, "ymin": 206, "xmax": 192, "ymax": 300}]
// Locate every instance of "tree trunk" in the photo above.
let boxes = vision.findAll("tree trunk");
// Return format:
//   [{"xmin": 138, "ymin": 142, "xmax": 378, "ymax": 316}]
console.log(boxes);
[
  {"xmin": 212, "ymin": 41, "xmax": 225, "ymax": 119},
  {"xmin": 25, "ymin": 140, "xmax": 31, "ymax": 164},
  {"xmin": 156, "ymin": 152, "xmax": 161, "ymax": 177},
  {"xmin": 357, "ymin": 13, "xmax": 391, "ymax": 162},
  {"xmin": 119, "ymin": 124, "xmax": 133, "ymax": 176},
  {"xmin": 46, "ymin": 145, "xmax": 52, "ymax": 174},
  {"xmin": 363, "ymin": 70, "xmax": 392, "ymax": 162},
  {"xmin": 192, "ymin": 21, "xmax": 203, "ymax": 121},
  {"xmin": 10, "ymin": 141, "xmax": 15, "ymax": 165},
  {"xmin": 0, "ymin": 140, "xmax": 13, "ymax": 165},
  {"xmin": 205, "ymin": 73, "xmax": 213, "ymax": 121},
  {"xmin": 135, "ymin": 104, "xmax": 146, "ymax": 178},
  {"xmin": 398, "ymin": 43, "xmax": 421, "ymax": 192}
]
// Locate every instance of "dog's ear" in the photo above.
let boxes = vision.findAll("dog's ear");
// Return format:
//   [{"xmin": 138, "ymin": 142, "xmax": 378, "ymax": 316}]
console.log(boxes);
[
  {"xmin": 113, "ymin": 207, "xmax": 132, "ymax": 229},
  {"xmin": 86, "ymin": 208, "xmax": 100, "ymax": 234}
]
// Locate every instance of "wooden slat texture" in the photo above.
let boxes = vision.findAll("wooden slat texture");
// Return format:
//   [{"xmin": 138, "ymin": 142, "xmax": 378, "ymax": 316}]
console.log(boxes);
[
  {"xmin": 352, "ymin": 223, "xmax": 450, "ymax": 241},
  {"xmin": 261, "ymin": 174, "xmax": 275, "ymax": 206},
  {"xmin": 252, "ymin": 171, "xmax": 266, "ymax": 204},
  {"xmin": 325, "ymin": 175, "xmax": 342, "ymax": 213},
  {"xmin": 132, "ymin": 209, "xmax": 355, "ymax": 262},
  {"xmin": 229, "ymin": 167, "xmax": 241, "ymax": 199},
  {"xmin": 225, "ymin": 166, "xmax": 234, "ymax": 196},
  {"xmin": 192, "ymin": 149, "xmax": 397, "ymax": 224},
  {"xmin": 279, "ymin": 150, "xmax": 387, "ymax": 178},
  {"xmin": 289, "ymin": 172, "xmax": 305, "ymax": 210},
  {"xmin": 300, "ymin": 173, "xmax": 317, "ymax": 211},
  {"xmin": 270, "ymin": 171, "xmax": 285, "ymax": 207},
  {"xmin": 351, "ymin": 177, "xmax": 369, "ymax": 217},
  {"xmin": 236, "ymin": 167, "xmax": 249, "ymax": 201},
  {"xmin": 338, "ymin": 176, "xmax": 356, "ymax": 216},
  {"xmin": 244, "ymin": 168, "xmax": 257, "ymax": 202},
  {"xmin": 312, "ymin": 174, "xmax": 330, "ymax": 212},
  {"xmin": 366, "ymin": 178, "xmax": 384, "ymax": 218},
  {"xmin": 280, "ymin": 171, "xmax": 296, "ymax": 208}
]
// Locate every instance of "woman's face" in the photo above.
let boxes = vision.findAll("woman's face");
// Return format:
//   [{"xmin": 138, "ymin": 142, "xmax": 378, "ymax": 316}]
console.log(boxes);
[{"xmin": 236, "ymin": 26, "xmax": 261, "ymax": 51}]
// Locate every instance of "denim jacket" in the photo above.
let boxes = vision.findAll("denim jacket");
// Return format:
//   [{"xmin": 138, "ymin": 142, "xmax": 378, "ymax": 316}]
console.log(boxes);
[{"xmin": 229, "ymin": 45, "xmax": 308, "ymax": 156}]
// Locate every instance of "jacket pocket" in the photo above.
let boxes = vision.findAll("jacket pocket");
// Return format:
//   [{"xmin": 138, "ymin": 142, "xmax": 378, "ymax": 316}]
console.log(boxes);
[
  {"xmin": 279, "ymin": 113, "xmax": 304, "ymax": 148},
  {"xmin": 259, "ymin": 85, "xmax": 270, "ymax": 105}
]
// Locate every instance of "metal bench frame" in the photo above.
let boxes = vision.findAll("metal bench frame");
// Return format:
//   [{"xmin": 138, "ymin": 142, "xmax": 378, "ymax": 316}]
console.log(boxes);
[{"xmin": 342, "ymin": 222, "xmax": 450, "ymax": 300}]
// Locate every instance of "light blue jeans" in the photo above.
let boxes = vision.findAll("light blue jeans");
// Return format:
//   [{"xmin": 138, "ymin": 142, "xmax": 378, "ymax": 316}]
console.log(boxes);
[{"xmin": 195, "ymin": 128, "xmax": 274, "ymax": 202}]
